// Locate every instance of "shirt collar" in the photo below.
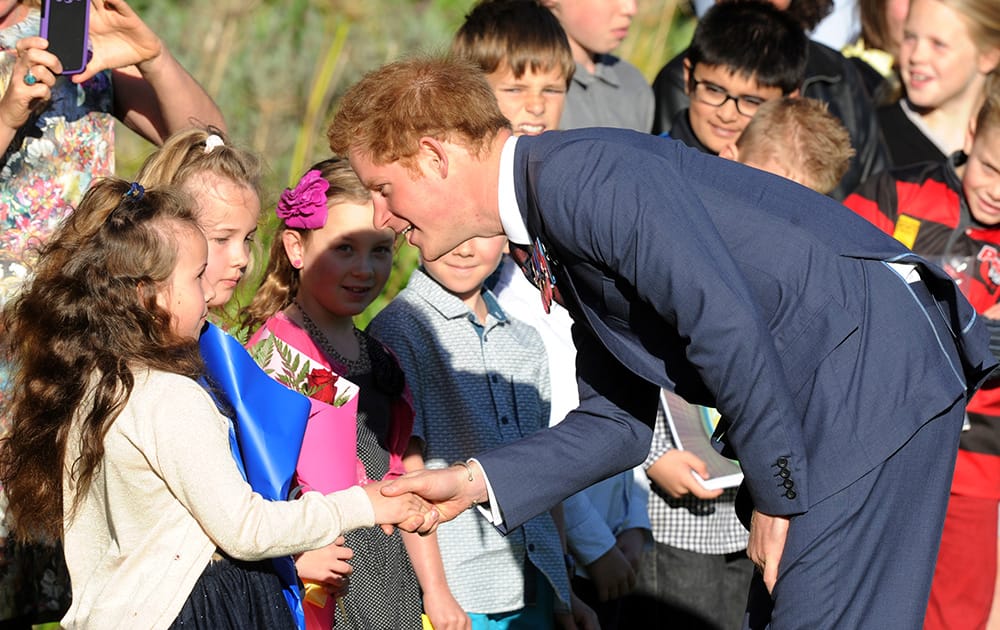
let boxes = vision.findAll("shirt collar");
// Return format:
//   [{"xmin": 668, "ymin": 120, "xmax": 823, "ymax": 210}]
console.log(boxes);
[
  {"xmin": 409, "ymin": 267, "xmax": 509, "ymax": 325},
  {"xmin": 572, "ymin": 56, "xmax": 620, "ymax": 89},
  {"xmin": 498, "ymin": 134, "xmax": 531, "ymax": 245}
]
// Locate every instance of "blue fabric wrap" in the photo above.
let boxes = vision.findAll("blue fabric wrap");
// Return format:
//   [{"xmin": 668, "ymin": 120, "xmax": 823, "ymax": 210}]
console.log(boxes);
[{"xmin": 199, "ymin": 323, "xmax": 311, "ymax": 630}]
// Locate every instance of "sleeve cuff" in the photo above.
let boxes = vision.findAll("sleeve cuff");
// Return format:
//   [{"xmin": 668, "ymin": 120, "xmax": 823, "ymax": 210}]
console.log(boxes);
[{"xmin": 469, "ymin": 457, "xmax": 504, "ymax": 525}]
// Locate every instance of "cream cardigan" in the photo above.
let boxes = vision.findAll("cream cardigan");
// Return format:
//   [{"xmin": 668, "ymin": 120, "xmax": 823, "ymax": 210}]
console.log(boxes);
[{"xmin": 61, "ymin": 369, "xmax": 374, "ymax": 629}]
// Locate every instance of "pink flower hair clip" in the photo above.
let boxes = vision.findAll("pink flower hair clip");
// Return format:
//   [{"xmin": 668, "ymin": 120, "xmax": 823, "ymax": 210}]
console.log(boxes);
[{"xmin": 277, "ymin": 170, "xmax": 330, "ymax": 230}]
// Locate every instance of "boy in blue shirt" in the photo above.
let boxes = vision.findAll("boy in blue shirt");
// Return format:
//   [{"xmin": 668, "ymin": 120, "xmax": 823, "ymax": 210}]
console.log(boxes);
[{"xmin": 369, "ymin": 235, "xmax": 580, "ymax": 629}]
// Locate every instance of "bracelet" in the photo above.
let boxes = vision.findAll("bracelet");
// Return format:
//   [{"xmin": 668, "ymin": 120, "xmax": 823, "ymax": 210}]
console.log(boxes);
[{"xmin": 451, "ymin": 460, "xmax": 478, "ymax": 510}]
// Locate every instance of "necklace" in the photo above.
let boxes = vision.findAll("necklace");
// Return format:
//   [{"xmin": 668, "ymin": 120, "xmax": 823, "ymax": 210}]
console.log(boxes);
[{"xmin": 293, "ymin": 301, "xmax": 370, "ymax": 375}]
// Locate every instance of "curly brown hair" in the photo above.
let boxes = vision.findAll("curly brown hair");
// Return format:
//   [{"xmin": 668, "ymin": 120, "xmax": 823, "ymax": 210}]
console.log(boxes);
[
  {"xmin": 0, "ymin": 178, "xmax": 205, "ymax": 543},
  {"xmin": 242, "ymin": 157, "xmax": 372, "ymax": 335}
]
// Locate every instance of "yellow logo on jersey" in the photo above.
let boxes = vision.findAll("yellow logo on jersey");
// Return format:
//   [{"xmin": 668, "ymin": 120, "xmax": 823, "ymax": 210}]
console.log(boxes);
[{"xmin": 893, "ymin": 215, "xmax": 921, "ymax": 249}]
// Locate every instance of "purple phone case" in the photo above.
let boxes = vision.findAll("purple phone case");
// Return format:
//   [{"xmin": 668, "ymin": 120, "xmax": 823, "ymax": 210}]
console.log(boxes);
[{"xmin": 39, "ymin": 0, "xmax": 91, "ymax": 75}]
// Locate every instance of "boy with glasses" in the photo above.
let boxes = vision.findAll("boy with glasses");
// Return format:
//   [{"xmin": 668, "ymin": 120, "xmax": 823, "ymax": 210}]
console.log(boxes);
[{"xmin": 667, "ymin": 0, "xmax": 807, "ymax": 156}]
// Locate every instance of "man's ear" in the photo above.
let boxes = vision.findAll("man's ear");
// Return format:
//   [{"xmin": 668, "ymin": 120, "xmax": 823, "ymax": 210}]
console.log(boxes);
[
  {"xmin": 282, "ymin": 229, "xmax": 305, "ymax": 269},
  {"xmin": 719, "ymin": 142, "xmax": 739, "ymax": 162},
  {"xmin": 418, "ymin": 136, "xmax": 449, "ymax": 178}
]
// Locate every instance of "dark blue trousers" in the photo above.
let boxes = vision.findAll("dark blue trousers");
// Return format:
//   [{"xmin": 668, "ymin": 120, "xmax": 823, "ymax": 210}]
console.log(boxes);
[{"xmin": 743, "ymin": 399, "xmax": 963, "ymax": 629}]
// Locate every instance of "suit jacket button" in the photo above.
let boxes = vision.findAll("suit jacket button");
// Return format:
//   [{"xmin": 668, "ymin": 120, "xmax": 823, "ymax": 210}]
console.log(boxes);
[
  {"xmin": 783, "ymin": 479, "xmax": 794, "ymax": 489},
  {"xmin": 776, "ymin": 457, "xmax": 788, "ymax": 468},
  {"xmin": 785, "ymin": 490, "xmax": 797, "ymax": 499},
  {"xmin": 779, "ymin": 469, "xmax": 791, "ymax": 479}
]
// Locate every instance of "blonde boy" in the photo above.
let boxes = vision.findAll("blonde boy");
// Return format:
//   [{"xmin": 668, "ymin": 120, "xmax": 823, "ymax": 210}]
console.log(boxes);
[{"xmin": 720, "ymin": 97, "xmax": 855, "ymax": 195}]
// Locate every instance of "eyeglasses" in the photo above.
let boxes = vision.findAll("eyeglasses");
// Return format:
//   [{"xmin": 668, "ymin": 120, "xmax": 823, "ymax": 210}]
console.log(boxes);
[{"xmin": 691, "ymin": 79, "xmax": 767, "ymax": 117}]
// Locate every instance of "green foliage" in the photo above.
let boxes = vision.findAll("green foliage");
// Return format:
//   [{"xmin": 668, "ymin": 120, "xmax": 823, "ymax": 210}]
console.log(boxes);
[{"xmin": 116, "ymin": 0, "xmax": 695, "ymax": 327}]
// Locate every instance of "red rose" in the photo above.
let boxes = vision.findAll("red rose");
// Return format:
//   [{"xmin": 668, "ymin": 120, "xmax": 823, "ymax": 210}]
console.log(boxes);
[{"xmin": 307, "ymin": 368, "xmax": 339, "ymax": 404}]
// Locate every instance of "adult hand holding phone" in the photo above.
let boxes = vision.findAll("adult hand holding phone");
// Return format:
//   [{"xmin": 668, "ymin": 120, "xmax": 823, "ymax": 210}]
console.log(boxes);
[
  {"xmin": 72, "ymin": 0, "xmax": 162, "ymax": 84},
  {"xmin": 0, "ymin": 37, "xmax": 60, "ymax": 133}
]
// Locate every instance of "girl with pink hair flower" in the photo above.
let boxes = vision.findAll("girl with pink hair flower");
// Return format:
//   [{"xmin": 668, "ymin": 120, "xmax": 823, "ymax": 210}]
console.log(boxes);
[{"xmin": 246, "ymin": 157, "xmax": 423, "ymax": 630}]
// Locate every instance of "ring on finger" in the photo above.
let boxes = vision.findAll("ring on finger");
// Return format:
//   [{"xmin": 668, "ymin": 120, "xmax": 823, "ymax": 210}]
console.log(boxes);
[{"xmin": 23, "ymin": 69, "xmax": 37, "ymax": 86}]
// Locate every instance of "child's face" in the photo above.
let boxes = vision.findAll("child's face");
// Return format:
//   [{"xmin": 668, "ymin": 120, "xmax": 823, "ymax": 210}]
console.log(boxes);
[
  {"xmin": 421, "ymin": 235, "xmax": 508, "ymax": 310},
  {"xmin": 292, "ymin": 201, "xmax": 395, "ymax": 319},
  {"xmin": 545, "ymin": 0, "xmax": 636, "ymax": 58},
  {"xmin": 899, "ymin": 0, "xmax": 999, "ymax": 111},
  {"xmin": 685, "ymin": 63, "xmax": 785, "ymax": 155},
  {"xmin": 487, "ymin": 64, "xmax": 567, "ymax": 136},
  {"xmin": 184, "ymin": 172, "xmax": 261, "ymax": 309},
  {"xmin": 156, "ymin": 223, "xmax": 213, "ymax": 340},
  {"xmin": 963, "ymin": 125, "xmax": 1000, "ymax": 225}
]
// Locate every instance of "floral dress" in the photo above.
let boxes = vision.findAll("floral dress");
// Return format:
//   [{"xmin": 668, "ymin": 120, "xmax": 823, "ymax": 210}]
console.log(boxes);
[
  {"xmin": 0, "ymin": 10, "xmax": 113, "ymax": 624},
  {"xmin": 0, "ymin": 9, "xmax": 114, "ymax": 307}
]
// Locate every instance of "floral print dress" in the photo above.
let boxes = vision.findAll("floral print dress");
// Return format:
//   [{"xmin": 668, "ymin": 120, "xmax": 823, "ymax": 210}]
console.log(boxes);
[{"xmin": 0, "ymin": 9, "xmax": 114, "ymax": 307}]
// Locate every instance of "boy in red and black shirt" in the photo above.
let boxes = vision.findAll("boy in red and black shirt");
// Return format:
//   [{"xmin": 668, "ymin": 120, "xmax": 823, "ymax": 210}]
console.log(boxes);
[{"xmin": 845, "ymin": 76, "xmax": 1000, "ymax": 630}]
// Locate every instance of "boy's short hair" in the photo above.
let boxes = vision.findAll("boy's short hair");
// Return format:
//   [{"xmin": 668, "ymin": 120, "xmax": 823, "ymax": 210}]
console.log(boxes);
[
  {"xmin": 737, "ymin": 97, "xmax": 855, "ymax": 195},
  {"xmin": 328, "ymin": 56, "xmax": 510, "ymax": 168},
  {"xmin": 687, "ymin": 0, "xmax": 808, "ymax": 95},
  {"xmin": 975, "ymin": 73, "xmax": 1000, "ymax": 137},
  {"xmin": 452, "ymin": 0, "xmax": 575, "ymax": 86}
]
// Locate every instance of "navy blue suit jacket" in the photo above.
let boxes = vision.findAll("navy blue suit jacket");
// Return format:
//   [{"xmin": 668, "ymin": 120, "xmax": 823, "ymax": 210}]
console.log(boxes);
[{"xmin": 475, "ymin": 128, "xmax": 995, "ymax": 532}]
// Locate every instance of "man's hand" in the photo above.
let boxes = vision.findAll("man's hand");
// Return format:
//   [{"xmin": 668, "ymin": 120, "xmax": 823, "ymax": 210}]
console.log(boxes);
[
  {"xmin": 747, "ymin": 510, "xmax": 790, "ymax": 594},
  {"xmin": 646, "ymin": 449, "xmax": 724, "ymax": 500},
  {"xmin": 362, "ymin": 479, "xmax": 429, "ymax": 534},
  {"xmin": 381, "ymin": 462, "xmax": 487, "ymax": 534}
]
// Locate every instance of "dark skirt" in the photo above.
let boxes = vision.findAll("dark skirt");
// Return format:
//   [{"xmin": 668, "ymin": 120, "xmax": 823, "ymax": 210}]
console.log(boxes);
[{"xmin": 168, "ymin": 554, "xmax": 296, "ymax": 630}]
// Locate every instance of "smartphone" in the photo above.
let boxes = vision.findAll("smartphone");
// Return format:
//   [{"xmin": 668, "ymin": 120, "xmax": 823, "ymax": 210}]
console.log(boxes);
[{"xmin": 39, "ymin": 0, "xmax": 91, "ymax": 76}]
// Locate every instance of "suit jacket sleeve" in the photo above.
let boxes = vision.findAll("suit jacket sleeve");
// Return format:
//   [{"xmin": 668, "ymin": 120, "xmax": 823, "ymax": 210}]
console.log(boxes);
[{"xmin": 476, "ymin": 322, "xmax": 659, "ymax": 532}]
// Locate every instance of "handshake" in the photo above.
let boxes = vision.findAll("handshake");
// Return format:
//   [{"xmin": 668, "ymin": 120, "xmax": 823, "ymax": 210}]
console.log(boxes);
[{"xmin": 361, "ymin": 461, "xmax": 489, "ymax": 534}]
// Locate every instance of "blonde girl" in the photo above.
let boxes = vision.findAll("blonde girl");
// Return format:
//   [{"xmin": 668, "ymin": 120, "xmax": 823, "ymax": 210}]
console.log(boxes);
[{"xmin": 879, "ymin": 0, "xmax": 1000, "ymax": 166}]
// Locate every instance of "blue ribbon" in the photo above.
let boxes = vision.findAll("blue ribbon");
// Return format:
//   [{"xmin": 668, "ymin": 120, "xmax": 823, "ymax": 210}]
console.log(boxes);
[{"xmin": 199, "ymin": 323, "xmax": 310, "ymax": 629}]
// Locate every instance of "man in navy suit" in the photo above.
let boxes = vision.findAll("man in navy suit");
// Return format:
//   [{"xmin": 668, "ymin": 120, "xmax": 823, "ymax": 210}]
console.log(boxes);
[{"xmin": 329, "ymin": 57, "xmax": 997, "ymax": 628}]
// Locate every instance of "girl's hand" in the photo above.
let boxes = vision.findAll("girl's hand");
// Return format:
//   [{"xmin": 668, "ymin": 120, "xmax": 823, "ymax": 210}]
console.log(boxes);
[
  {"xmin": 1, "ymin": 37, "xmax": 60, "ymax": 130},
  {"xmin": 295, "ymin": 536, "xmax": 353, "ymax": 592},
  {"xmin": 74, "ymin": 0, "xmax": 161, "ymax": 84},
  {"xmin": 363, "ymin": 480, "xmax": 428, "ymax": 534}
]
